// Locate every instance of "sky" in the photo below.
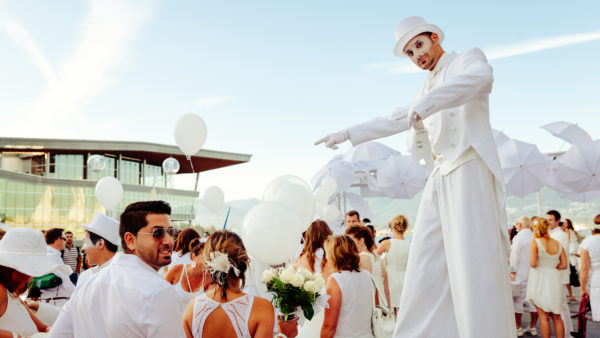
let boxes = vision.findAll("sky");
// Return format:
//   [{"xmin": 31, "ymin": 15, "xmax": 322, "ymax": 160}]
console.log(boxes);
[{"xmin": 1, "ymin": 0, "xmax": 599, "ymax": 201}]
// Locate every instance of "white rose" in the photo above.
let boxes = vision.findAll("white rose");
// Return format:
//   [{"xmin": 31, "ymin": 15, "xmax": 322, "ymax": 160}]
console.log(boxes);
[
  {"xmin": 303, "ymin": 280, "xmax": 318, "ymax": 293},
  {"xmin": 262, "ymin": 268, "xmax": 276, "ymax": 283},
  {"xmin": 279, "ymin": 267, "xmax": 295, "ymax": 283},
  {"xmin": 290, "ymin": 273, "xmax": 305, "ymax": 288},
  {"xmin": 298, "ymin": 267, "xmax": 312, "ymax": 280}
]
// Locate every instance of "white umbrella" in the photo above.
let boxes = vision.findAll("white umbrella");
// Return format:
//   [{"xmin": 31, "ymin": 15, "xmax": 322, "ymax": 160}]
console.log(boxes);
[
  {"xmin": 555, "ymin": 140, "xmax": 600, "ymax": 193},
  {"xmin": 345, "ymin": 192, "xmax": 373, "ymax": 220},
  {"xmin": 542, "ymin": 121, "xmax": 592, "ymax": 145},
  {"xmin": 375, "ymin": 154, "xmax": 427, "ymax": 199},
  {"xmin": 559, "ymin": 190, "xmax": 600, "ymax": 203},
  {"xmin": 311, "ymin": 155, "xmax": 357, "ymax": 193},
  {"xmin": 492, "ymin": 129, "xmax": 510, "ymax": 146},
  {"xmin": 498, "ymin": 139, "xmax": 548, "ymax": 198},
  {"xmin": 342, "ymin": 142, "xmax": 400, "ymax": 163}
]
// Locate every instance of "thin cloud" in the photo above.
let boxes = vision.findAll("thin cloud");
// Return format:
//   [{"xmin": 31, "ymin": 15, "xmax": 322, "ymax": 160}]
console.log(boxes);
[
  {"xmin": 195, "ymin": 96, "xmax": 237, "ymax": 107},
  {"xmin": 485, "ymin": 31, "xmax": 600, "ymax": 59},
  {"xmin": 13, "ymin": 0, "xmax": 155, "ymax": 138},
  {"xmin": 366, "ymin": 30, "xmax": 600, "ymax": 75},
  {"xmin": 0, "ymin": 17, "xmax": 56, "ymax": 82}
]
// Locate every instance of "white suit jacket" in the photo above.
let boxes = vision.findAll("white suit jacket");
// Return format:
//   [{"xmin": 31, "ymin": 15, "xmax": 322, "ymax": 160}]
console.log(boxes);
[
  {"xmin": 347, "ymin": 48, "xmax": 503, "ymax": 182},
  {"xmin": 510, "ymin": 228, "xmax": 533, "ymax": 283},
  {"xmin": 550, "ymin": 227, "xmax": 570, "ymax": 285}
]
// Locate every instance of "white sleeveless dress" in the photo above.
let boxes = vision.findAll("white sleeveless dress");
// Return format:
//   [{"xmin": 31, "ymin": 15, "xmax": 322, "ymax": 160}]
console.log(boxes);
[
  {"xmin": 330, "ymin": 270, "xmax": 374, "ymax": 338},
  {"xmin": 386, "ymin": 239, "xmax": 410, "ymax": 308},
  {"xmin": 174, "ymin": 265, "xmax": 204, "ymax": 313},
  {"xmin": 0, "ymin": 290, "xmax": 38, "ymax": 336},
  {"xmin": 359, "ymin": 252, "xmax": 385, "ymax": 303},
  {"xmin": 191, "ymin": 293, "xmax": 255, "ymax": 338},
  {"xmin": 526, "ymin": 239, "xmax": 563, "ymax": 314}
]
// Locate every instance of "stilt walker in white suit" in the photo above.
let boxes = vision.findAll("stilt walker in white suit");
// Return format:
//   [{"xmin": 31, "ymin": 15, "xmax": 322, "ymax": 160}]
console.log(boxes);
[{"xmin": 315, "ymin": 16, "xmax": 516, "ymax": 338}]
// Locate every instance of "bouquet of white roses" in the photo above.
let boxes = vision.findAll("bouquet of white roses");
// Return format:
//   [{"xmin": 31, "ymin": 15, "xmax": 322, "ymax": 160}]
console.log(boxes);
[{"xmin": 262, "ymin": 266, "xmax": 328, "ymax": 322}]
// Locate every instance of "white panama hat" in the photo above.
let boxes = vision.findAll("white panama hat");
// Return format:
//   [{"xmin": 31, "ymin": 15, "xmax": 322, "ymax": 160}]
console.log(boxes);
[
  {"xmin": 83, "ymin": 213, "xmax": 120, "ymax": 246},
  {"xmin": 0, "ymin": 228, "xmax": 70, "ymax": 277},
  {"xmin": 393, "ymin": 16, "xmax": 444, "ymax": 57}
]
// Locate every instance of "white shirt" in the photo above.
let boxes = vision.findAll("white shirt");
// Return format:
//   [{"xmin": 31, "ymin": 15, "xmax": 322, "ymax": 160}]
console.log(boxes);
[
  {"xmin": 41, "ymin": 246, "xmax": 75, "ymax": 300},
  {"xmin": 49, "ymin": 253, "xmax": 185, "ymax": 338},
  {"xmin": 549, "ymin": 227, "xmax": 569, "ymax": 284},
  {"xmin": 510, "ymin": 228, "xmax": 533, "ymax": 283}
]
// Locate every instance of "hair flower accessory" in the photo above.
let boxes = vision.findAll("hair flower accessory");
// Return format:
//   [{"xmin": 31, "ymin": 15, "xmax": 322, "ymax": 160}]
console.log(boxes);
[
  {"xmin": 206, "ymin": 251, "xmax": 240, "ymax": 285},
  {"xmin": 533, "ymin": 219, "xmax": 538, "ymax": 226}
]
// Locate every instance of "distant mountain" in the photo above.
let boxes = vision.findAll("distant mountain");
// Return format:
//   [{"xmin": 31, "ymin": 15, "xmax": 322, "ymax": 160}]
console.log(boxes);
[{"xmin": 194, "ymin": 188, "xmax": 600, "ymax": 233}]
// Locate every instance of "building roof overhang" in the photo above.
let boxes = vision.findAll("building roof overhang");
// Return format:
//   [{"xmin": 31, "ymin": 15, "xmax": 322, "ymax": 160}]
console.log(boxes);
[{"xmin": 0, "ymin": 137, "xmax": 251, "ymax": 174}]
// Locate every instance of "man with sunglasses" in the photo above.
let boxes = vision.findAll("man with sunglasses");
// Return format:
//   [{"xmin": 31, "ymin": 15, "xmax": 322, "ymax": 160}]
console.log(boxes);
[{"xmin": 50, "ymin": 201, "xmax": 185, "ymax": 338}]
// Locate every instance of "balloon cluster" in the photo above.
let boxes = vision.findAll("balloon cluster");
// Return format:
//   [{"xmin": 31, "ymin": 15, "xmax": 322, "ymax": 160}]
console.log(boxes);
[
  {"xmin": 242, "ymin": 175, "xmax": 315, "ymax": 265},
  {"xmin": 314, "ymin": 177, "xmax": 340, "ymax": 225}
]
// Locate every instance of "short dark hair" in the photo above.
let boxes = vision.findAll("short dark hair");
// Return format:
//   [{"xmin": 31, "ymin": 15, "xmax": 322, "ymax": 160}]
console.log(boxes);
[
  {"xmin": 88, "ymin": 231, "xmax": 118, "ymax": 253},
  {"xmin": 345, "ymin": 210, "xmax": 360, "ymax": 219},
  {"xmin": 65, "ymin": 231, "xmax": 73, "ymax": 235},
  {"xmin": 362, "ymin": 218, "xmax": 371, "ymax": 223},
  {"xmin": 45, "ymin": 228, "xmax": 64, "ymax": 245},
  {"xmin": 119, "ymin": 200, "xmax": 171, "ymax": 250},
  {"xmin": 546, "ymin": 210, "xmax": 561, "ymax": 221}
]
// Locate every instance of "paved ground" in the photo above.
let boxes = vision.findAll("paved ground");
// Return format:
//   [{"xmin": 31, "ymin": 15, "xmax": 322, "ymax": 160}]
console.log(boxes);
[{"xmin": 518, "ymin": 288, "xmax": 598, "ymax": 337}]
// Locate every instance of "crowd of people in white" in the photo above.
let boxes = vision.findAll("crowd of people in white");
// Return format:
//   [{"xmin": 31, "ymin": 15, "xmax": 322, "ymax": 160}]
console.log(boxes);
[{"xmin": 1, "ymin": 198, "xmax": 599, "ymax": 338}]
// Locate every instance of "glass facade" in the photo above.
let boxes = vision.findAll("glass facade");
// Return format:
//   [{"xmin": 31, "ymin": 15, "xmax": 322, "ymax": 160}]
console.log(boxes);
[{"xmin": 0, "ymin": 152, "xmax": 198, "ymax": 236}]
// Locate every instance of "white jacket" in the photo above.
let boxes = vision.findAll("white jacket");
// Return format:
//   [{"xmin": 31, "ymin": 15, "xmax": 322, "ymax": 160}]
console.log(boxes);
[{"xmin": 347, "ymin": 48, "xmax": 503, "ymax": 182}]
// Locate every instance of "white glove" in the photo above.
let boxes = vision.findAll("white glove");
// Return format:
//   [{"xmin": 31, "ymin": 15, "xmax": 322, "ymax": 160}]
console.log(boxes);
[
  {"xmin": 314, "ymin": 130, "xmax": 349, "ymax": 150},
  {"xmin": 407, "ymin": 111, "xmax": 422, "ymax": 130}
]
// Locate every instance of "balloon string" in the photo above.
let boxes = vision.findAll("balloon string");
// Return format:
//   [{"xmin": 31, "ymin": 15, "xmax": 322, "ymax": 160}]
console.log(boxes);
[{"xmin": 187, "ymin": 155, "xmax": 195, "ymax": 174}]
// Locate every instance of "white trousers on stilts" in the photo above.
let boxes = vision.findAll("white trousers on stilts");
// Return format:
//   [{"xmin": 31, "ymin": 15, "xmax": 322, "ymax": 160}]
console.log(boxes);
[
  {"xmin": 561, "ymin": 286, "xmax": 573, "ymax": 335},
  {"xmin": 393, "ymin": 157, "xmax": 516, "ymax": 338}
]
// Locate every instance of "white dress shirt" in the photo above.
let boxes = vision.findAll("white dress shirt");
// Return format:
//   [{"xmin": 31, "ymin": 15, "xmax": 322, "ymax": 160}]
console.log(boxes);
[
  {"xmin": 550, "ymin": 227, "xmax": 570, "ymax": 284},
  {"xmin": 49, "ymin": 253, "xmax": 185, "ymax": 338},
  {"xmin": 41, "ymin": 246, "xmax": 75, "ymax": 302},
  {"xmin": 510, "ymin": 228, "xmax": 533, "ymax": 284}
]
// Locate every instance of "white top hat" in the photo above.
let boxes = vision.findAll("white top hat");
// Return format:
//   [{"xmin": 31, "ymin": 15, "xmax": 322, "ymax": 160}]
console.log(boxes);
[
  {"xmin": 83, "ymin": 213, "xmax": 120, "ymax": 246},
  {"xmin": 393, "ymin": 16, "xmax": 444, "ymax": 57},
  {"xmin": 0, "ymin": 228, "xmax": 70, "ymax": 277}
]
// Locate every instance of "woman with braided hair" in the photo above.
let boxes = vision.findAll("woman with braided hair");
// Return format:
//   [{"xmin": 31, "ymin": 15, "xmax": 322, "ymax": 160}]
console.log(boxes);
[{"xmin": 182, "ymin": 230, "xmax": 274, "ymax": 338}]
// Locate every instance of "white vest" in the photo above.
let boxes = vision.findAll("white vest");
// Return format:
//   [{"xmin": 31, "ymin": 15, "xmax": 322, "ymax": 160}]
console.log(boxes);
[{"xmin": 348, "ymin": 48, "xmax": 503, "ymax": 183}]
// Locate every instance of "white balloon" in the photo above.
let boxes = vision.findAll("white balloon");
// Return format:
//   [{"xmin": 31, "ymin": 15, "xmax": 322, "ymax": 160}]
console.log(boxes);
[
  {"xmin": 263, "ymin": 175, "xmax": 312, "ymax": 201},
  {"xmin": 162, "ymin": 157, "xmax": 180, "ymax": 175},
  {"xmin": 264, "ymin": 182, "xmax": 315, "ymax": 231},
  {"xmin": 242, "ymin": 201, "xmax": 302, "ymax": 265},
  {"xmin": 203, "ymin": 186, "xmax": 224, "ymax": 213},
  {"xmin": 174, "ymin": 113, "xmax": 208, "ymax": 156},
  {"xmin": 321, "ymin": 176, "xmax": 338, "ymax": 196},
  {"xmin": 315, "ymin": 202, "xmax": 328, "ymax": 218},
  {"xmin": 323, "ymin": 204, "xmax": 340, "ymax": 225},
  {"xmin": 314, "ymin": 187, "xmax": 331, "ymax": 205},
  {"xmin": 87, "ymin": 155, "xmax": 106, "ymax": 173},
  {"xmin": 95, "ymin": 177, "xmax": 123, "ymax": 210}
]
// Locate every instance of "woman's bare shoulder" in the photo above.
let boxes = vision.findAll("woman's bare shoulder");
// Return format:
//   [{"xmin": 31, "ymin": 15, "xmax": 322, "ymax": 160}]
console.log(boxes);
[{"xmin": 164, "ymin": 264, "xmax": 183, "ymax": 283}]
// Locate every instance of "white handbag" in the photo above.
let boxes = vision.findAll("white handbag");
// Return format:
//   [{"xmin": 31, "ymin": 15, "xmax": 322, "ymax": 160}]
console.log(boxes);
[{"xmin": 370, "ymin": 275, "xmax": 396, "ymax": 338}]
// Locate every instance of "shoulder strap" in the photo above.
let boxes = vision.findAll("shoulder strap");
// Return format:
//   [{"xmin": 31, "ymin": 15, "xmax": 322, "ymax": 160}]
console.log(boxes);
[{"xmin": 369, "ymin": 272, "xmax": 389, "ymax": 309}]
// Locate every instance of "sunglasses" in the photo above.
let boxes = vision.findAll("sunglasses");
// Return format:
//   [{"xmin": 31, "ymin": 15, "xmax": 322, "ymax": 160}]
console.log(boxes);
[{"xmin": 137, "ymin": 227, "xmax": 177, "ymax": 239}]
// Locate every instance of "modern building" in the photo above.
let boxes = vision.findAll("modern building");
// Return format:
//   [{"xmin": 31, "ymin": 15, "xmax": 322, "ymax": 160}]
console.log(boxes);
[{"xmin": 0, "ymin": 137, "xmax": 251, "ymax": 236}]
